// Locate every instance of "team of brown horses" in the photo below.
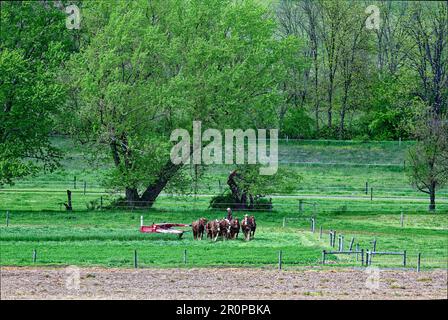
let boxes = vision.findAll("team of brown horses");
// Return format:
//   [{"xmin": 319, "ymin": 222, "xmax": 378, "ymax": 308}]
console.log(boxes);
[{"xmin": 191, "ymin": 215, "xmax": 256, "ymax": 241}]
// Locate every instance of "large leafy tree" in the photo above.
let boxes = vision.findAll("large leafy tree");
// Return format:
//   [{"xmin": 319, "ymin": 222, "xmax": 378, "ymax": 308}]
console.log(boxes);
[
  {"xmin": 0, "ymin": 1, "xmax": 75, "ymax": 184},
  {"xmin": 67, "ymin": 0, "xmax": 299, "ymax": 207}
]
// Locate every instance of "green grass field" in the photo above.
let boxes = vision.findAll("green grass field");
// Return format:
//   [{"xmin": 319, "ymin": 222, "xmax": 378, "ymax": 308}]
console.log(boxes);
[{"xmin": 1, "ymin": 137, "xmax": 447, "ymax": 270}]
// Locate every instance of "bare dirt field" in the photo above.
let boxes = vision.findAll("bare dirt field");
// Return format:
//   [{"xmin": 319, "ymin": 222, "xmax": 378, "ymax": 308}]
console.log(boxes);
[{"xmin": 1, "ymin": 266, "xmax": 447, "ymax": 300}]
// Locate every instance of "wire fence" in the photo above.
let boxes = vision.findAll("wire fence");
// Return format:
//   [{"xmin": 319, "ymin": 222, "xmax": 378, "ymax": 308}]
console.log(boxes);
[{"xmin": 5, "ymin": 243, "xmax": 446, "ymax": 271}]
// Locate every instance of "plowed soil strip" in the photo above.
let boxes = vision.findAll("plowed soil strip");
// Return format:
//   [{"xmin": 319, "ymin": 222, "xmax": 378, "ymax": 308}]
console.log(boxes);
[{"xmin": 1, "ymin": 266, "xmax": 446, "ymax": 300}]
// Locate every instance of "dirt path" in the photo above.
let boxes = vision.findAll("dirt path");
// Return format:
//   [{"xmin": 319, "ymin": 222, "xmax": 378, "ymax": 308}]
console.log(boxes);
[{"xmin": 1, "ymin": 266, "xmax": 446, "ymax": 300}]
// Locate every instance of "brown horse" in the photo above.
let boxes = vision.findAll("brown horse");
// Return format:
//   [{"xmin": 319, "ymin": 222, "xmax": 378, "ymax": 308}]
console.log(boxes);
[
  {"xmin": 249, "ymin": 215, "xmax": 256, "ymax": 239},
  {"xmin": 229, "ymin": 217, "xmax": 240, "ymax": 239},
  {"xmin": 241, "ymin": 215, "xmax": 256, "ymax": 241},
  {"xmin": 206, "ymin": 219, "xmax": 220, "ymax": 241},
  {"xmin": 192, "ymin": 218, "xmax": 207, "ymax": 240},
  {"xmin": 218, "ymin": 219, "xmax": 231, "ymax": 240}
]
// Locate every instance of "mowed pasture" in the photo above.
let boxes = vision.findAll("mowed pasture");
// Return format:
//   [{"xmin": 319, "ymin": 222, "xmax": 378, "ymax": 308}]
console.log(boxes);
[{"xmin": 0, "ymin": 138, "xmax": 447, "ymax": 270}]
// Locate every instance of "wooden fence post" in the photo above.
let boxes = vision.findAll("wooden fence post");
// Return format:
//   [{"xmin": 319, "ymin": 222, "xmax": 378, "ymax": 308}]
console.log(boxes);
[
  {"xmin": 329, "ymin": 231, "xmax": 333, "ymax": 246},
  {"xmin": 365, "ymin": 181, "xmax": 368, "ymax": 195},
  {"xmin": 278, "ymin": 250, "xmax": 282, "ymax": 271},
  {"xmin": 403, "ymin": 250, "xmax": 407, "ymax": 267},
  {"xmin": 6, "ymin": 210, "xmax": 9, "ymax": 227},
  {"xmin": 74, "ymin": 176, "xmax": 77, "ymax": 189},
  {"xmin": 33, "ymin": 249, "xmax": 37, "ymax": 263},
  {"xmin": 417, "ymin": 253, "xmax": 421, "ymax": 272},
  {"xmin": 356, "ymin": 243, "xmax": 359, "ymax": 261},
  {"xmin": 349, "ymin": 237, "xmax": 355, "ymax": 251},
  {"xmin": 322, "ymin": 250, "xmax": 326, "ymax": 265},
  {"xmin": 370, "ymin": 187, "xmax": 373, "ymax": 201},
  {"xmin": 184, "ymin": 249, "xmax": 187, "ymax": 265},
  {"xmin": 65, "ymin": 190, "xmax": 72, "ymax": 211},
  {"xmin": 400, "ymin": 211, "xmax": 404, "ymax": 227},
  {"xmin": 332, "ymin": 231, "xmax": 336, "ymax": 248},
  {"xmin": 311, "ymin": 217, "xmax": 315, "ymax": 233},
  {"xmin": 361, "ymin": 249, "xmax": 364, "ymax": 266},
  {"xmin": 134, "ymin": 250, "xmax": 138, "ymax": 268},
  {"xmin": 372, "ymin": 238, "xmax": 377, "ymax": 252}
]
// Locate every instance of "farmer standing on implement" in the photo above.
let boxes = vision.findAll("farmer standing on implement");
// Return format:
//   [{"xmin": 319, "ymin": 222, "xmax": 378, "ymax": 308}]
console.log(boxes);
[{"xmin": 226, "ymin": 207, "xmax": 233, "ymax": 222}]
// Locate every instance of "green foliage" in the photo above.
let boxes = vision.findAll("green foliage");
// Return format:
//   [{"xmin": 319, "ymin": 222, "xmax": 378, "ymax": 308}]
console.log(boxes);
[
  {"xmin": 282, "ymin": 107, "xmax": 314, "ymax": 138},
  {"xmin": 0, "ymin": 1, "xmax": 75, "ymax": 184},
  {"xmin": 209, "ymin": 191, "xmax": 273, "ymax": 211},
  {"xmin": 359, "ymin": 73, "xmax": 423, "ymax": 140},
  {"xmin": 66, "ymin": 0, "xmax": 300, "ymax": 199}
]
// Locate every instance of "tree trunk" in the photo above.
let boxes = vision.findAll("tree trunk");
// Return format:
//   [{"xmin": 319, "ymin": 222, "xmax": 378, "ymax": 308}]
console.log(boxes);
[
  {"xmin": 125, "ymin": 187, "xmax": 140, "ymax": 207},
  {"xmin": 64, "ymin": 190, "xmax": 72, "ymax": 211},
  {"xmin": 429, "ymin": 182, "xmax": 436, "ymax": 212},
  {"xmin": 137, "ymin": 160, "xmax": 183, "ymax": 207},
  {"xmin": 227, "ymin": 170, "xmax": 249, "ymax": 210}
]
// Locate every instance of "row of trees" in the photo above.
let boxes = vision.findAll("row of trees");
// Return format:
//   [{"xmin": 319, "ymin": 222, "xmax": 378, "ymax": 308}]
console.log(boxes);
[
  {"xmin": 1, "ymin": 0, "xmax": 446, "ymax": 209},
  {"xmin": 276, "ymin": 0, "xmax": 447, "ymax": 140}
]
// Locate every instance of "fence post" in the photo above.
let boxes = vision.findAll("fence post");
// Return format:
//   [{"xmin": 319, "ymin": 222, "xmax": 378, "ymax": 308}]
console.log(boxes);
[
  {"xmin": 400, "ymin": 211, "xmax": 404, "ymax": 227},
  {"xmin": 134, "ymin": 250, "xmax": 138, "ymax": 268},
  {"xmin": 356, "ymin": 244, "xmax": 359, "ymax": 261},
  {"xmin": 349, "ymin": 237, "xmax": 354, "ymax": 251},
  {"xmin": 365, "ymin": 181, "xmax": 368, "ymax": 195},
  {"xmin": 32, "ymin": 249, "xmax": 37, "ymax": 263},
  {"xmin": 74, "ymin": 176, "xmax": 77, "ymax": 189},
  {"xmin": 322, "ymin": 250, "xmax": 326, "ymax": 265},
  {"xmin": 319, "ymin": 226, "xmax": 323, "ymax": 239},
  {"xmin": 341, "ymin": 235, "xmax": 344, "ymax": 251},
  {"xmin": 403, "ymin": 250, "xmax": 407, "ymax": 267},
  {"xmin": 311, "ymin": 217, "xmax": 315, "ymax": 233},
  {"xmin": 278, "ymin": 250, "xmax": 282, "ymax": 271},
  {"xmin": 329, "ymin": 231, "xmax": 333, "ymax": 246},
  {"xmin": 184, "ymin": 249, "xmax": 187, "ymax": 265},
  {"xmin": 338, "ymin": 235, "xmax": 342, "ymax": 252},
  {"xmin": 6, "ymin": 210, "xmax": 9, "ymax": 227},
  {"xmin": 372, "ymin": 238, "xmax": 377, "ymax": 252},
  {"xmin": 361, "ymin": 249, "xmax": 364, "ymax": 266},
  {"xmin": 332, "ymin": 231, "xmax": 336, "ymax": 248},
  {"xmin": 370, "ymin": 187, "xmax": 373, "ymax": 201},
  {"xmin": 417, "ymin": 253, "xmax": 421, "ymax": 272}
]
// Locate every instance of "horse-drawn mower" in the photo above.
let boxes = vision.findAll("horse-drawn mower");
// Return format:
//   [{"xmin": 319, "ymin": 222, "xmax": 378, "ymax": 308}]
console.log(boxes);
[{"xmin": 139, "ymin": 216, "xmax": 191, "ymax": 239}]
